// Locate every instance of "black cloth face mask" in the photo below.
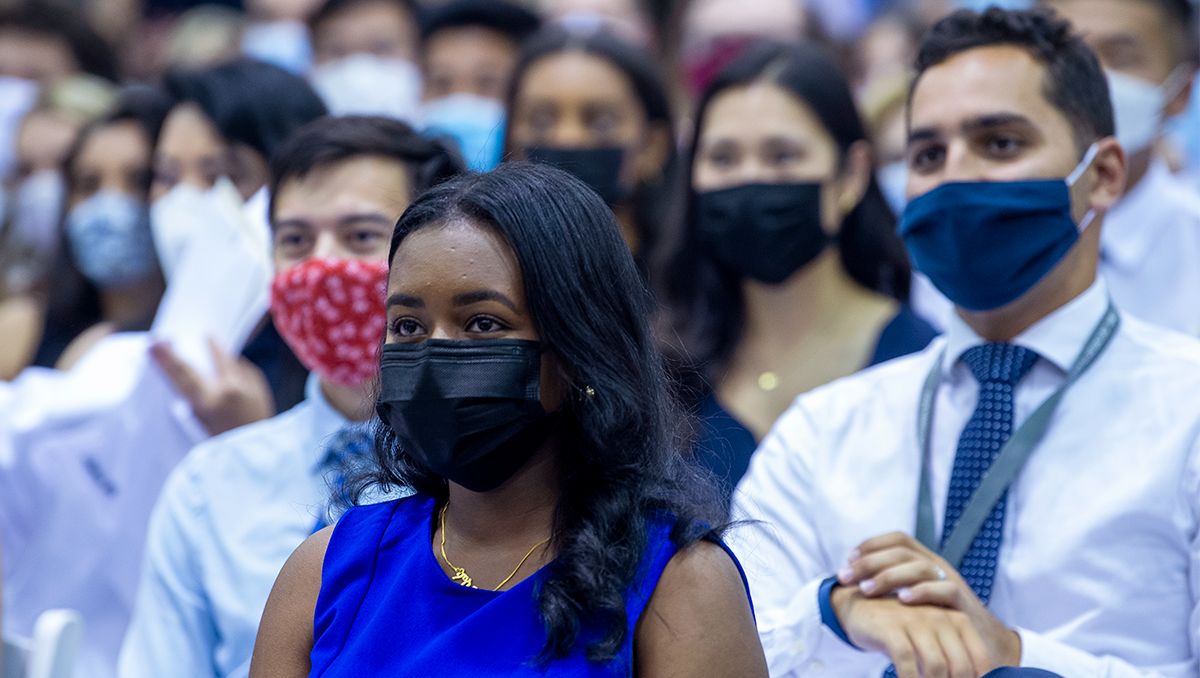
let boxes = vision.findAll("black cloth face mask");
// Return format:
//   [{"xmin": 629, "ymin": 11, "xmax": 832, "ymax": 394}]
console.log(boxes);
[
  {"xmin": 525, "ymin": 146, "xmax": 629, "ymax": 206},
  {"xmin": 376, "ymin": 338, "xmax": 557, "ymax": 493},
  {"xmin": 694, "ymin": 182, "xmax": 831, "ymax": 284}
]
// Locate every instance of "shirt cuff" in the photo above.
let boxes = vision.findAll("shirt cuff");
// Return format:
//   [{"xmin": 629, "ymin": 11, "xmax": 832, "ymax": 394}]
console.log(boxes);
[
  {"xmin": 1016, "ymin": 626, "xmax": 1101, "ymax": 676},
  {"xmin": 818, "ymin": 575, "xmax": 861, "ymax": 650}
]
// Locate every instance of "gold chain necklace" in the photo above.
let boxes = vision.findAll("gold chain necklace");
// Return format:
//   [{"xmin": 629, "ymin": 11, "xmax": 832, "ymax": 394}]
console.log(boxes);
[{"xmin": 439, "ymin": 503, "xmax": 551, "ymax": 591}]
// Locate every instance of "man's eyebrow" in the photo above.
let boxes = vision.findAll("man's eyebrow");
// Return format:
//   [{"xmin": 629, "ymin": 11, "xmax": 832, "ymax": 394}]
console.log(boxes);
[
  {"xmin": 271, "ymin": 218, "xmax": 309, "ymax": 232},
  {"xmin": 386, "ymin": 294, "xmax": 424, "ymax": 309},
  {"xmin": 961, "ymin": 112, "xmax": 1035, "ymax": 134},
  {"xmin": 452, "ymin": 290, "xmax": 520, "ymax": 313},
  {"xmin": 907, "ymin": 127, "xmax": 940, "ymax": 145},
  {"xmin": 338, "ymin": 213, "xmax": 393, "ymax": 226}
]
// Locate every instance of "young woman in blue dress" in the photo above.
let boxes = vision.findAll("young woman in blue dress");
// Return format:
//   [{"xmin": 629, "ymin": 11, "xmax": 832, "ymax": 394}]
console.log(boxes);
[{"xmin": 249, "ymin": 161, "xmax": 767, "ymax": 677}]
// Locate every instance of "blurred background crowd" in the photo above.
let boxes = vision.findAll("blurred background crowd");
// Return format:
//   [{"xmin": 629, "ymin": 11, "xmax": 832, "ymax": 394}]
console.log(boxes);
[{"xmin": 0, "ymin": 0, "xmax": 1197, "ymax": 675}]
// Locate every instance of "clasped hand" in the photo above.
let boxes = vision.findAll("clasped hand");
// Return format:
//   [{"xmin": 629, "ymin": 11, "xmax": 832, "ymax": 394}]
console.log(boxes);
[{"xmin": 830, "ymin": 532, "xmax": 1021, "ymax": 678}]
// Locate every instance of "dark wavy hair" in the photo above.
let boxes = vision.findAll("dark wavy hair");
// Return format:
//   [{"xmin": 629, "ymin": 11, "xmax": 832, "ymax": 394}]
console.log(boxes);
[
  {"xmin": 346, "ymin": 161, "xmax": 721, "ymax": 665},
  {"xmin": 663, "ymin": 40, "xmax": 912, "ymax": 379},
  {"xmin": 503, "ymin": 26, "xmax": 677, "ymax": 272}
]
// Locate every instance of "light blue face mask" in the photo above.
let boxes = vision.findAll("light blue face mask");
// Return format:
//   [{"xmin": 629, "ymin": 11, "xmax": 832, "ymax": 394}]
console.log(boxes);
[
  {"xmin": 66, "ymin": 190, "xmax": 158, "ymax": 288},
  {"xmin": 241, "ymin": 20, "xmax": 313, "ymax": 76},
  {"xmin": 420, "ymin": 93, "xmax": 506, "ymax": 171}
]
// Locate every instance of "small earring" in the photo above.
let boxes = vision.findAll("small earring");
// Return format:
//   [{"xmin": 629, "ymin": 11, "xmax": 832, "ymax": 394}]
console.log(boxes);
[{"xmin": 584, "ymin": 386, "xmax": 596, "ymax": 397}]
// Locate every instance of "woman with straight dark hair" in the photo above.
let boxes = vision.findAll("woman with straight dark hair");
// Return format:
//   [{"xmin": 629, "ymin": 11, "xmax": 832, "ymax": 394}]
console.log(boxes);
[
  {"xmin": 504, "ymin": 27, "xmax": 675, "ymax": 269},
  {"xmin": 663, "ymin": 41, "xmax": 937, "ymax": 500},
  {"xmin": 154, "ymin": 58, "xmax": 329, "ymax": 203},
  {"xmin": 249, "ymin": 162, "xmax": 766, "ymax": 677},
  {"xmin": 149, "ymin": 58, "xmax": 328, "ymax": 416}
]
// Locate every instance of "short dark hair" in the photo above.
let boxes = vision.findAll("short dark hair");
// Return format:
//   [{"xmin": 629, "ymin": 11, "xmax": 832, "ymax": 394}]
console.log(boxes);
[
  {"xmin": 163, "ymin": 58, "xmax": 328, "ymax": 160},
  {"xmin": 268, "ymin": 115, "xmax": 464, "ymax": 219},
  {"xmin": 309, "ymin": 0, "xmax": 422, "ymax": 37},
  {"xmin": 355, "ymin": 162, "xmax": 722, "ymax": 668},
  {"xmin": 0, "ymin": 0, "xmax": 119, "ymax": 81},
  {"xmin": 420, "ymin": 0, "xmax": 540, "ymax": 42},
  {"xmin": 912, "ymin": 7, "xmax": 1114, "ymax": 151}
]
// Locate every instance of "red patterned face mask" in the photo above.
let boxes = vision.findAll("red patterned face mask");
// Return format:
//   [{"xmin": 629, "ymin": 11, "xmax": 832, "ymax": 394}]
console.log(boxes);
[{"xmin": 270, "ymin": 257, "xmax": 390, "ymax": 387}]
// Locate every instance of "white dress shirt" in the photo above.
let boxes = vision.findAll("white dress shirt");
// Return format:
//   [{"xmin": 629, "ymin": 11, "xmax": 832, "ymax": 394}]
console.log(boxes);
[
  {"xmin": 116, "ymin": 374, "xmax": 349, "ymax": 678},
  {"xmin": 1101, "ymin": 160, "xmax": 1200, "ymax": 336},
  {"xmin": 731, "ymin": 279, "xmax": 1200, "ymax": 678},
  {"xmin": 0, "ymin": 335, "xmax": 206, "ymax": 678},
  {"xmin": 912, "ymin": 164, "xmax": 1200, "ymax": 336}
]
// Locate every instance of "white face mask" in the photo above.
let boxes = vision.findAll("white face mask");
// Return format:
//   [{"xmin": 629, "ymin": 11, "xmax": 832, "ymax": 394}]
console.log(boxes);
[
  {"xmin": 0, "ymin": 76, "xmax": 38, "ymax": 178},
  {"xmin": 1107, "ymin": 66, "xmax": 1191, "ymax": 154},
  {"xmin": 12, "ymin": 170, "xmax": 65, "ymax": 259},
  {"xmin": 876, "ymin": 159, "xmax": 908, "ymax": 216},
  {"xmin": 150, "ymin": 178, "xmax": 249, "ymax": 282},
  {"xmin": 310, "ymin": 53, "xmax": 423, "ymax": 124}
]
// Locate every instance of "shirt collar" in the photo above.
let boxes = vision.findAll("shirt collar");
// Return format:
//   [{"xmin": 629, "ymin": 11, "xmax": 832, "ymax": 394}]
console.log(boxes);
[
  {"xmin": 941, "ymin": 278, "xmax": 1110, "ymax": 377},
  {"xmin": 306, "ymin": 372, "xmax": 354, "ymax": 467}
]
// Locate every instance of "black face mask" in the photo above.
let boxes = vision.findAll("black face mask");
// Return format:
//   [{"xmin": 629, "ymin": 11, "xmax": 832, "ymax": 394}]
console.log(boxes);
[
  {"xmin": 525, "ymin": 146, "xmax": 629, "ymax": 206},
  {"xmin": 376, "ymin": 338, "xmax": 556, "ymax": 493},
  {"xmin": 694, "ymin": 182, "xmax": 831, "ymax": 284}
]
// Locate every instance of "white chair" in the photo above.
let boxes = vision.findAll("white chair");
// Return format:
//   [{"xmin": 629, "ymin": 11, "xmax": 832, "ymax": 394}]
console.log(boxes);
[{"xmin": 1, "ymin": 610, "xmax": 83, "ymax": 678}]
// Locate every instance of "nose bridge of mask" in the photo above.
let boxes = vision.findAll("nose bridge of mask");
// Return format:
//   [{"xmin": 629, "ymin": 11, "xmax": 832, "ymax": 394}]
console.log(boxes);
[
  {"xmin": 380, "ymin": 339, "xmax": 542, "ymax": 402},
  {"xmin": 1065, "ymin": 142, "xmax": 1101, "ymax": 234}
]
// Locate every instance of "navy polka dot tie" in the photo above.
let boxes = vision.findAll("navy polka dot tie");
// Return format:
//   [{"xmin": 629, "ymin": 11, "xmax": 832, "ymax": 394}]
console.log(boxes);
[
  {"xmin": 882, "ymin": 343, "xmax": 1037, "ymax": 678},
  {"xmin": 312, "ymin": 426, "xmax": 374, "ymax": 532}
]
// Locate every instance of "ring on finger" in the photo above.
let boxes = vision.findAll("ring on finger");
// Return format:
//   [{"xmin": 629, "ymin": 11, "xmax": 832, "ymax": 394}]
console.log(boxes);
[{"xmin": 933, "ymin": 565, "xmax": 947, "ymax": 581}]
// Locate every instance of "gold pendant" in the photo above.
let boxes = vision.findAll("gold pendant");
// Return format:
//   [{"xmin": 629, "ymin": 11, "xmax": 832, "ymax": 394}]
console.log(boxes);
[
  {"xmin": 758, "ymin": 371, "xmax": 779, "ymax": 391},
  {"xmin": 451, "ymin": 567, "xmax": 475, "ymax": 588}
]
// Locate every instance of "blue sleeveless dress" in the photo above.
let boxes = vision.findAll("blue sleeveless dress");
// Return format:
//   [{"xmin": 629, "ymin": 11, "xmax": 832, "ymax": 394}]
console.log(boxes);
[{"xmin": 310, "ymin": 495, "xmax": 743, "ymax": 677}]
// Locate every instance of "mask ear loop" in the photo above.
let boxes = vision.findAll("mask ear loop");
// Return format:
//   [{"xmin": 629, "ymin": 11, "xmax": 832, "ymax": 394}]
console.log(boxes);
[
  {"xmin": 1159, "ymin": 64, "xmax": 1193, "ymax": 107},
  {"xmin": 1066, "ymin": 142, "xmax": 1101, "ymax": 233}
]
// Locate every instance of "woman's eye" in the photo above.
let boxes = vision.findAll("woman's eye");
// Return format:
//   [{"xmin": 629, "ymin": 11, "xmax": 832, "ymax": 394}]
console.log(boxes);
[
  {"xmin": 769, "ymin": 149, "xmax": 800, "ymax": 166},
  {"xmin": 706, "ymin": 150, "xmax": 736, "ymax": 168},
  {"xmin": 393, "ymin": 318, "xmax": 423, "ymax": 336},
  {"xmin": 588, "ymin": 112, "xmax": 620, "ymax": 137},
  {"xmin": 77, "ymin": 176, "xmax": 100, "ymax": 196},
  {"xmin": 467, "ymin": 316, "xmax": 504, "ymax": 333},
  {"xmin": 527, "ymin": 109, "xmax": 556, "ymax": 135}
]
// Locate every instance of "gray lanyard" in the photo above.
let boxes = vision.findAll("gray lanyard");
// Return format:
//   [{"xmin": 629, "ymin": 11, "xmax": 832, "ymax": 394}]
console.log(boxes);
[{"xmin": 914, "ymin": 302, "xmax": 1120, "ymax": 567}]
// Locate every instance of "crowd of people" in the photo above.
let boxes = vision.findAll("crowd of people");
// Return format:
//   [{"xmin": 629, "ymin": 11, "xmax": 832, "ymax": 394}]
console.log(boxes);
[{"xmin": 0, "ymin": 0, "xmax": 1199, "ymax": 676}]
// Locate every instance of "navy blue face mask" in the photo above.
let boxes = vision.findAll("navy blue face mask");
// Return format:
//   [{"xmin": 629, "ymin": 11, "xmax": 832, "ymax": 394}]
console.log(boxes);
[{"xmin": 899, "ymin": 143, "xmax": 1099, "ymax": 311}]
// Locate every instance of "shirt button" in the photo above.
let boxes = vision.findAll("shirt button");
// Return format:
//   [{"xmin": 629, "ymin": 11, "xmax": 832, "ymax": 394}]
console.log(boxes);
[
  {"xmin": 810, "ymin": 660, "xmax": 824, "ymax": 673},
  {"xmin": 793, "ymin": 638, "xmax": 806, "ymax": 654}
]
